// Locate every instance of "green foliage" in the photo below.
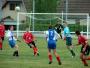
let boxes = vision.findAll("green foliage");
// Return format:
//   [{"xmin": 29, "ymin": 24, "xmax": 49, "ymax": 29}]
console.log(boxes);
[
  {"xmin": 68, "ymin": 24, "xmax": 87, "ymax": 32},
  {"xmin": 35, "ymin": 0, "xmax": 59, "ymax": 13}
]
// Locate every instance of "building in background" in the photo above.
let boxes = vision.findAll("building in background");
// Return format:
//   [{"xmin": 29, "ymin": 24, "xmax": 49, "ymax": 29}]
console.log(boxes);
[{"xmin": 0, "ymin": 0, "xmax": 27, "ymax": 30}]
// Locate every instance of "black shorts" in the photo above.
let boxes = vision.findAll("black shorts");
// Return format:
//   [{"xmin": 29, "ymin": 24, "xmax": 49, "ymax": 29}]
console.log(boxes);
[
  {"xmin": 0, "ymin": 37, "xmax": 4, "ymax": 41},
  {"xmin": 1, "ymin": 37, "xmax": 4, "ymax": 41},
  {"xmin": 81, "ymin": 45, "xmax": 90, "ymax": 55},
  {"xmin": 28, "ymin": 41, "xmax": 36, "ymax": 48}
]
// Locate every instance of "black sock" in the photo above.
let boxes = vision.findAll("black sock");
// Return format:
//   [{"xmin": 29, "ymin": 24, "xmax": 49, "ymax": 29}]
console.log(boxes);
[
  {"xmin": 13, "ymin": 51, "xmax": 16, "ymax": 56},
  {"xmin": 15, "ymin": 51, "xmax": 19, "ymax": 56},
  {"xmin": 70, "ymin": 50, "xmax": 75, "ymax": 56},
  {"xmin": 13, "ymin": 51, "xmax": 19, "ymax": 56}
]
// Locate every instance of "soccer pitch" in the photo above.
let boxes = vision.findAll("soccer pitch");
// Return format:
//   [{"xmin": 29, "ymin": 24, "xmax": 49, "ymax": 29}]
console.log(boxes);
[{"xmin": 0, "ymin": 37, "xmax": 90, "ymax": 68}]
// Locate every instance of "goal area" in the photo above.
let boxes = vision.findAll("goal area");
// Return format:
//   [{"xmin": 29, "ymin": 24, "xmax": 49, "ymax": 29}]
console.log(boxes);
[{"xmin": 17, "ymin": 12, "xmax": 90, "ymax": 38}]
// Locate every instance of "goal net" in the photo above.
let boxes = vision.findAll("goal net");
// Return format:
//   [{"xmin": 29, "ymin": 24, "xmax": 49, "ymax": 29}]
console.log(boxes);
[{"xmin": 17, "ymin": 12, "xmax": 90, "ymax": 38}]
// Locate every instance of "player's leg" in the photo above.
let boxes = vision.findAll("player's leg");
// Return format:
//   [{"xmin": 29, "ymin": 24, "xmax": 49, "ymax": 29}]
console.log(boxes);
[
  {"xmin": 1, "ymin": 37, "xmax": 4, "ymax": 49},
  {"xmin": 59, "ymin": 32, "xmax": 62, "ymax": 39},
  {"xmin": 0, "ymin": 37, "xmax": 2, "ymax": 50},
  {"xmin": 48, "ymin": 48, "xmax": 52, "ymax": 64},
  {"xmin": 80, "ymin": 53, "xmax": 88, "ymax": 66},
  {"xmin": 31, "ymin": 41, "xmax": 39, "ymax": 56},
  {"xmin": 69, "ymin": 45, "xmax": 75, "ymax": 57},
  {"xmin": 53, "ymin": 49, "xmax": 62, "ymax": 65},
  {"xmin": 66, "ymin": 37, "xmax": 75, "ymax": 57},
  {"xmin": 83, "ymin": 45, "xmax": 90, "ymax": 61},
  {"xmin": 14, "ymin": 44, "xmax": 19, "ymax": 56},
  {"xmin": 9, "ymin": 40, "xmax": 19, "ymax": 57}
]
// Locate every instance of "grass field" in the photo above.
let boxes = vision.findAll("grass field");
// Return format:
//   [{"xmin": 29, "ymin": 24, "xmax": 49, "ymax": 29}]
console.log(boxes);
[{"xmin": 0, "ymin": 37, "xmax": 90, "ymax": 68}]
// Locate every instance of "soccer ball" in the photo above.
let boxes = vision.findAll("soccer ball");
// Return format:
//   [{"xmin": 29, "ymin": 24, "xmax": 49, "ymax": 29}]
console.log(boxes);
[{"xmin": 15, "ymin": 6, "xmax": 20, "ymax": 11}]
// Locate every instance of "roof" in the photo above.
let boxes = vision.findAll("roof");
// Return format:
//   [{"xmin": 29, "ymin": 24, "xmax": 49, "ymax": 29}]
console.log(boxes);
[
  {"xmin": 7, "ymin": 0, "xmax": 22, "ymax": 1},
  {"xmin": 57, "ymin": 0, "xmax": 90, "ymax": 14},
  {"xmin": 2, "ymin": 0, "xmax": 22, "ymax": 9}
]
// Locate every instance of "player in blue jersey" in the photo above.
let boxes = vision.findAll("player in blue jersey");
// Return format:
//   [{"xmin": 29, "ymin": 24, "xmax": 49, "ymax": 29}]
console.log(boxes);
[
  {"xmin": 7, "ymin": 26, "xmax": 19, "ymax": 57},
  {"xmin": 45, "ymin": 25, "xmax": 62, "ymax": 65},
  {"xmin": 63, "ymin": 23, "xmax": 75, "ymax": 57}
]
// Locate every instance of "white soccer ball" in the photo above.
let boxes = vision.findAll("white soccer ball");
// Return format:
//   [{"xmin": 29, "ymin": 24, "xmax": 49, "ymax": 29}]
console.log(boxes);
[{"xmin": 15, "ymin": 6, "xmax": 20, "ymax": 11}]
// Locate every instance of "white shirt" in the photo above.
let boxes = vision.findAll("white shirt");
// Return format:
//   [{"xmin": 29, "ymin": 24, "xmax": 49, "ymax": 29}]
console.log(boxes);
[
  {"xmin": 7, "ymin": 30, "xmax": 16, "ymax": 40},
  {"xmin": 45, "ymin": 30, "xmax": 60, "ymax": 41}
]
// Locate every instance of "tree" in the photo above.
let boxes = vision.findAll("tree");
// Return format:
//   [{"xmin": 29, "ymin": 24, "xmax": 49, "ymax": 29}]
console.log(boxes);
[{"xmin": 35, "ymin": 0, "xmax": 59, "ymax": 13}]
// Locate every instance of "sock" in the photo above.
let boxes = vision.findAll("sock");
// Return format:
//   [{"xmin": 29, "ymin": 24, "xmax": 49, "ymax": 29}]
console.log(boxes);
[
  {"xmin": 16, "ymin": 51, "xmax": 19, "ymax": 56},
  {"xmin": 86, "ymin": 56, "xmax": 90, "ymax": 60},
  {"xmin": 56, "ymin": 56, "xmax": 60, "ymax": 62},
  {"xmin": 60, "ymin": 35, "xmax": 62, "ymax": 39},
  {"xmin": 48, "ymin": 54, "xmax": 52, "ymax": 62},
  {"xmin": 81, "ymin": 59, "xmax": 88, "ymax": 65},
  {"xmin": 33, "ymin": 47, "xmax": 38, "ymax": 55},
  {"xmin": 0, "ymin": 42, "xmax": 2, "ymax": 49},
  {"xmin": 13, "ymin": 51, "xmax": 19, "ymax": 56},
  {"xmin": 13, "ymin": 51, "xmax": 16, "ymax": 56},
  {"xmin": 70, "ymin": 50, "xmax": 75, "ymax": 56}
]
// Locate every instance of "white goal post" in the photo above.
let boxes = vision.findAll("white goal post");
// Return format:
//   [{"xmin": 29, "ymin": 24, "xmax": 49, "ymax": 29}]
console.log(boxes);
[{"xmin": 17, "ymin": 12, "xmax": 90, "ymax": 38}]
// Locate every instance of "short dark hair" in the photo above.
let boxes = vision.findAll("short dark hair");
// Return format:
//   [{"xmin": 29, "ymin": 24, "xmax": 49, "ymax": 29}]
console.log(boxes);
[
  {"xmin": 48, "ymin": 25, "xmax": 52, "ymax": 29},
  {"xmin": 75, "ymin": 30, "xmax": 81, "ymax": 35}
]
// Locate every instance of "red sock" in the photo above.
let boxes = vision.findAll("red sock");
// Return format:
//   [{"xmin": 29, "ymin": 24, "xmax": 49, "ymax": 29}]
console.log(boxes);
[
  {"xmin": 56, "ymin": 56, "xmax": 60, "ymax": 62},
  {"xmin": 0, "ymin": 42, "xmax": 2, "ymax": 49},
  {"xmin": 48, "ymin": 55, "xmax": 52, "ymax": 62},
  {"xmin": 81, "ymin": 59, "xmax": 88, "ymax": 65},
  {"xmin": 33, "ymin": 47, "xmax": 38, "ymax": 55},
  {"xmin": 86, "ymin": 56, "xmax": 90, "ymax": 60}
]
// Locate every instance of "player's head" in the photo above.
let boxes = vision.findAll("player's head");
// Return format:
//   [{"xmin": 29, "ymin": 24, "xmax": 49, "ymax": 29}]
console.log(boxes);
[
  {"xmin": 75, "ymin": 30, "xmax": 81, "ymax": 36},
  {"xmin": 26, "ymin": 28, "xmax": 29, "ymax": 32},
  {"xmin": 0, "ymin": 20, "xmax": 4, "ymax": 25},
  {"xmin": 63, "ymin": 21, "xmax": 68, "ymax": 27},
  {"xmin": 48, "ymin": 25, "xmax": 53, "ymax": 29},
  {"xmin": 9, "ymin": 25, "xmax": 14, "ymax": 31}
]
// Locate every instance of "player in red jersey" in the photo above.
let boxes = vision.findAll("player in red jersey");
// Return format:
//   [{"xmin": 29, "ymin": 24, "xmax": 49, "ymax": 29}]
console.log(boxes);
[
  {"xmin": 0, "ymin": 16, "xmax": 13, "ymax": 50},
  {"xmin": 75, "ymin": 31, "xmax": 90, "ymax": 66},
  {"xmin": 0, "ymin": 21, "xmax": 5, "ymax": 50},
  {"xmin": 23, "ymin": 30, "xmax": 39, "ymax": 56}
]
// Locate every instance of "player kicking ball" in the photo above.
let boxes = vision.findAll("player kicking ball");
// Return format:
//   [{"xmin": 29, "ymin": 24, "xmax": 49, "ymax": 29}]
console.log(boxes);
[
  {"xmin": 23, "ymin": 29, "xmax": 39, "ymax": 56},
  {"xmin": 75, "ymin": 31, "xmax": 90, "ymax": 66},
  {"xmin": 45, "ymin": 25, "xmax": 62, "ymax": 65},
  {"xmin": 7, "ymin": 26, "xmax": 19, "ymax": 57},
  {"xmin": 63, "ymin": 22, "xmax": 75, "ymax": 58}
]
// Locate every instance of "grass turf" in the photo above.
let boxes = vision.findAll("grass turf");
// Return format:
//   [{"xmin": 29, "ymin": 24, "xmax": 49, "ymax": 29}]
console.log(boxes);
[{"xmin": 0, "ymin": 37, "xmax": 90, "ymax": 68}]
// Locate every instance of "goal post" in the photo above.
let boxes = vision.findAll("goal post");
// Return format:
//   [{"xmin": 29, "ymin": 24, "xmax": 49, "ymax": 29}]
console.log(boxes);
[{"xmin": 17, "ymin": 12, "xmax": 90, "ymax": 38}]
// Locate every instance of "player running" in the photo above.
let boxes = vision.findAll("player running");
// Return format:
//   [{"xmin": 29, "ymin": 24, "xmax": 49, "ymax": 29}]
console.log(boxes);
[
  {"xmin": 23, "ymin": 29, "xmax": 39, "ymax": 56},
  {"xmin": 63, "ymin": 23, "xmax": 75, "ymax": 57},
  {"xmin": 75, "ymin": 31, "xmax": 90, "ymax": 66},
  {"xmin": 7, "ymin": 26, "xmax": 19, "ymax": 56},
  {"xmin": 45, "ymin": 25, "xmax": 62, "ymax": 65},
  {"xmin": 0, "ymin": 21, "xmax": 5, "ymax": 50}
]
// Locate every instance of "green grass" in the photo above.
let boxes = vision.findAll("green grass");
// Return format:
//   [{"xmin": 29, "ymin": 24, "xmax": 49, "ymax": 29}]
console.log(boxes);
[{"xmin": 0, "ymin": 37, "xmax": 90, "ymax": 68}]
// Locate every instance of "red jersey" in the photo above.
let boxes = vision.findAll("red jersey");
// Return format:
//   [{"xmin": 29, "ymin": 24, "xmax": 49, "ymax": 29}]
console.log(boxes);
[
  {"xmin": 23, "ymin": 32, "xmax": 34, "ymax": 44},
  {"xmin": 78, "ymin": 35, "xmax": 87, "ymax": 46},
  {"xmin": 0, "ymin": 25, "xmax": 5, "ymax": 37}
]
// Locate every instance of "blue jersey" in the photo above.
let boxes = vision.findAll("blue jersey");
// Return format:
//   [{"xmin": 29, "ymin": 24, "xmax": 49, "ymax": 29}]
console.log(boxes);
[
  {"xmin": 45, "ymin": 29, "xmax": 59, "ymax": 49},
  {"xmin": 64, "ymin": 27, "xmax": 71, "ymax": 37},
  {"xmin": 48, "ymin": 29, "xmax": 55, "ymax": 40}
]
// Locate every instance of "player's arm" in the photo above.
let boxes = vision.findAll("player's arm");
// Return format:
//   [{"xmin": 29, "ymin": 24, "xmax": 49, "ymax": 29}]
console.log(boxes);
[
  {"xmin": 82, "ymin": 36, "xmax": 88, "ymax": 52},
  {"xmin": 63, "ymin": 29, "xmax": 66, "ymax": 40},
  {"xmin": 14, "ymin": 34, "xmax": 21, "ymax": 42},
  {"xmin": 22, "ymin": 34, "xmax": 27, "ymax": 43},
  {"xmin": 32, "ymin": 34, "xmax": 37, "ymax": 42},
  {"xmin": 83, "ymin": 41, "xmax": 88, "ymax": 51},
  {"xmin": 55, "ymin": 30, "xmax": 60, "ymax": 40},
  {"xmin": 44, "ymin": 31, "xmax": 48, "ymax": 41},
  {"xmin": 75, "ymin": 39, "xmax": 81, "ymax": 46}
]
